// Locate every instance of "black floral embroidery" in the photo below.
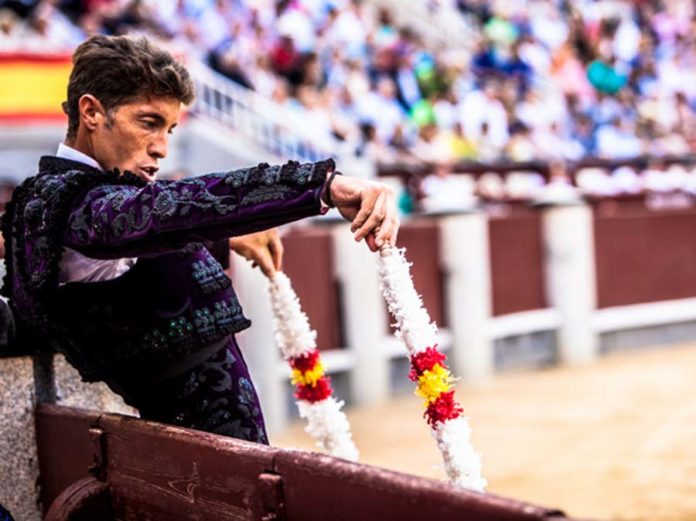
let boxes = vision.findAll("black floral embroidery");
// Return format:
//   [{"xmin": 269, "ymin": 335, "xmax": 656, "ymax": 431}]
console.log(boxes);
[
  {"xmin": 65, "ymin": 158, "xmax": 333, "ymax": 243},
  {"xmin": 208, "ymin": 158, "xmax": 334, "ymax": 188},
  {"xmin": 241, "ymin": 185, "xmax": 292, "ymax": 206},
  {"xmin": 112, "ymin": 205, "xmax": 152, "ymax": 238},
  {"xmin": 139, "ymin": 297, "xmax": 245, "ymax": 358},
  {"xmin": 138, "ymin": 342, "xmax": 268, "ymax": 443},
  {"xmin": 154, "ymin": 178, "xmax": 239, "ymax": 216},
  {"xmin": 192, "ymin": 251, "xmax": 232, "ymax": 294},
  {"xmin": 1, "ymin": 157, "xmax": 145, "ymax": 348},
  {"xmin": 153, "ymin": 190, "xmax": 178, "ymax": 217}
]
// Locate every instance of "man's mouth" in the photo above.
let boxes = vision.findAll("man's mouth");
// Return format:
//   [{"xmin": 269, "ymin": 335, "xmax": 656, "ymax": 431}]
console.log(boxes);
[{"xmin": 138, "ymin": 166, "xmax": 159, "ymax": 181}]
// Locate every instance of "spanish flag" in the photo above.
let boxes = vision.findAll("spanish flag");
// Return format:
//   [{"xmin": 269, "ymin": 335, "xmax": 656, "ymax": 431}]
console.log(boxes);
[{"xmin": 0, "ymin": 53, "xmax": 71, "ymax": 123}]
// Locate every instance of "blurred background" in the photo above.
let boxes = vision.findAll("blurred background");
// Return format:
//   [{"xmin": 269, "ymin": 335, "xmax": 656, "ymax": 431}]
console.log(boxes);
[{"xmin": 2, "ymin": 0, "xmax": 696, "ymax": 519}]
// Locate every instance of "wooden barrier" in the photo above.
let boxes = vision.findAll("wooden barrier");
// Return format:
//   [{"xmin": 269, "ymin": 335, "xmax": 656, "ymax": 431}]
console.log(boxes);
[
  {"xmin": 488, "ymin": 204, "xmax": 547, "ymax": 316},
  {"xmin": 35, "ymin": 406, "xmax": 99, "ymax": 512},
  {"xmin": 36, "ymin": 404, "xmax": 589, "ymax": 521},
  {"xmin": 593, "ymin": 200, "xmax": 696, "ymax": 308},
  {"xmin": 393, "ymin": 218, "xmax": 446, "ymax": 327},
  {"xmin": 282, "ymin": 226, "xmax": 343, "ymax": 350}
]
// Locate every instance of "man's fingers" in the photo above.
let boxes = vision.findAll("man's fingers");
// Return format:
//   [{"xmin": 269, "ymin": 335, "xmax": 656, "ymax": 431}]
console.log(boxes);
[
  {"xmin": 354, "ymin": 194, "xmax": 386, "ymax": 242},
  {"xmin": 350, "ymin": 207, "xmax": 373, "ymax": 234},
  {"xmin": 268, "ymin": 235, "xmax": 284, "ymax": 271},
  {"xmin": 350, "ymin": 190, "xmax": 377, "ymax": 233},
  {"xmin": 335, "ymin": 180, "xmax": 398, "ymax": 250},
  {"xmin": 389, "ymin": 220, "xmax": 400, "ymax": 246},
  {"xmin": 374, "ymin": 191, "xmax": 398, "ymax": 246},
  {"xmin": 230, "ymin": 230, "xmax": 284, "ymax": 277},
  {"xmin": 376, "ymin": 215, "xmax": 398, "ymax": 247},
  {"xmin": 254, "ymin": 248, "xmax": 276, "ymax": 278}
]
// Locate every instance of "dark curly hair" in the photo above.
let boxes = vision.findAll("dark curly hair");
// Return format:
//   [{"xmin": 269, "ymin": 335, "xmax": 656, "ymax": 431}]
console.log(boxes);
[{"xmin": 63, "ymin": 34, "xmax": 195, "ymax": 139}]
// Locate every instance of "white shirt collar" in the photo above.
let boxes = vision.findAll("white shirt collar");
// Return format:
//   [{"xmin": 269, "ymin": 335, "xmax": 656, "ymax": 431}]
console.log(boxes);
[{"xmin": 56, "ymin": 143, "xmax": 102, "ymax": 170}]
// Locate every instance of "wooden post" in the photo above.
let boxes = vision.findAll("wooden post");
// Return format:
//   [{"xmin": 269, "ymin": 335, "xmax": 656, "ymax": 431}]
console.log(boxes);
[
  {"xmin": 440, "ymin": 212, "xmax": 494, "ymax": 382},
  {"xmin": 541, "ymin": 203, "xmax": 599, "ymax": 365},
  {"xmin": 333, "ymin": 223, "xmax": 389, "ymax": 405}
]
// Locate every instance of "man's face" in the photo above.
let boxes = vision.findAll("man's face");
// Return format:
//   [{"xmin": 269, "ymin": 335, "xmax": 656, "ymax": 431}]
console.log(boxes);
[{"xmin": 89, "ymin": 96, "xmax": 181, "ymax": 182}]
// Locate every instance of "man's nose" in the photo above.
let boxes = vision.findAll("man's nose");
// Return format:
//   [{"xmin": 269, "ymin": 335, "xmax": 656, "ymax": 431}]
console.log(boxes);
[{"xmin": 149, "ymin": 134, "xmax": 168, "ymax": 160}]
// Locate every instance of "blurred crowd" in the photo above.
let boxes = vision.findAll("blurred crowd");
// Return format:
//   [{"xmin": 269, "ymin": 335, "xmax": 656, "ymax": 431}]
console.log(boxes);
[{"xmin": 2, "ymin": 0, "xmax": 696, "ymax": 168}]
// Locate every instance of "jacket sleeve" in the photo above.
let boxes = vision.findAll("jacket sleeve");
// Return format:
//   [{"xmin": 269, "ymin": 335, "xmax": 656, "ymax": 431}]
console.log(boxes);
[{"xmin": 64, "ymin": 159, "xmax": 333, "ymax": 259}]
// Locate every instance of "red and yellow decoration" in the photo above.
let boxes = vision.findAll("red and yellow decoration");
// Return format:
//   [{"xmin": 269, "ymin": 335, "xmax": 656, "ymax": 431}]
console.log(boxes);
[
  {"xmin": 409, "ymin": 346, "xmax": 463, "ymax": 426},
  {"xmin": 270, "ymin": 272, "xmax": 359, "ymax": 461},
  {"xmin": 289, "ymin": 349, "xmax": 333, "ymax": 403}
]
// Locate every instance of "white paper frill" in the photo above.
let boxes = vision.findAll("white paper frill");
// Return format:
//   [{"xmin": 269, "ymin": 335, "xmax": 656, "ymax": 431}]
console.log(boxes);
[
  {"xmin": 268, "ymin": 272, "xmax": 359, "ymax": 462},
  {"xmin": 377, "ymin": 247, "xmax": 487, "ymax": 492}
]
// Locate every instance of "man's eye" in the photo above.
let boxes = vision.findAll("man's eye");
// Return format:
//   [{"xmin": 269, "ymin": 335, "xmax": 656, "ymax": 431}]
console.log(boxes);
[{"xmin": 142, "ymin": 120, "xmax": 157, "ymax": 130}]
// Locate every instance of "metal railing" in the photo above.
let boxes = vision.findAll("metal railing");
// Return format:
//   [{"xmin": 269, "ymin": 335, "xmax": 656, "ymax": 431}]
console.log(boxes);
[{"xmin": 189, "ymin": 62, "xmax": 353, "ymax": 163}]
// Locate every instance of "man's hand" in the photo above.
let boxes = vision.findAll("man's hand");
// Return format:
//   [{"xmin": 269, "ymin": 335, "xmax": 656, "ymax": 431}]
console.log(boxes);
[
  {"xmin": 329, "ymin": 175, "xmax": 400, "ymax": 251},
  {"xmin": 229, "ymin": 229, "xmax": 283, "ymax": 278}
]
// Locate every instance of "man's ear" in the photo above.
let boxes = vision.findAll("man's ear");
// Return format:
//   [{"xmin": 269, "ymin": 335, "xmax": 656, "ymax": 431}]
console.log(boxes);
[{"xmin": 78, "ymin": 94, "xmax": 106, "ymax": 131}]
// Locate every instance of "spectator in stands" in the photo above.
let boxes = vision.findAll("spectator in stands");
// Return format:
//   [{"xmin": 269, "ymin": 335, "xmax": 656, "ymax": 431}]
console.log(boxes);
[
  {"xmin": 411, "ymin": 123, "xmax": 451, "ymax": 163},
  {"xmin": 269, "ymin": 33, "xmax": 303, "ymax": 86},
  {"xmin": 1, "ymin": 34, "xmax": 399, "ymax": 444},
  {"xmin": 502, "ymin": 41, "xmax": 533, "ymax": 90},
  {"xmin": 505, "ymin": 122, "xmax": 536, "ymax": 162},
  {"xmin": 573, "ymin": 114, "xmax": 597, "ymax": 156},
  {"xmin": 420, "ymin": 162, "xmax": 477, "ymax": 212},
  {"xmin": 444, "ymin": 122, "xmax": 477, "ymax": 161},
  {"xmin": 356, "ymin": 76, "xmax": 407, "ymax": 145},
  {"xmin": 459, "ymin": 80, "xmax": 508, "ymax": 154},
  {"xmin": 7, "ymin": 0, "xmax": 696, "ymax": 175},
  {"xmin": 596, "ymin": 116, "xmax": 644, "ymax": 159},
  {"xmin": 356, "ymin": 122, "xmax": 396, "ymax": 163},
  {"xmin": 0, "ymin": 8, "xmax": 23, "ymax": 50},
  {"xmin": 473, "ymin": 122, "xmax": 501, "ymax": 162}
]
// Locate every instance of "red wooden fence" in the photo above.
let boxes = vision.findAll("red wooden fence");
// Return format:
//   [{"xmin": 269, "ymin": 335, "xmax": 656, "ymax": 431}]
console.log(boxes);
[
  {"xmin": 593, "ymin": 200, "xmax": 696, "ymax": 308},
  {"xmin": 488, "ymin": 204, "xmax": 547, "ymax": 316},
  {"xmin": 395, "ymin": 218, "xmax": 447, "ymax": 327},
  {"xmin": 37, "ymin": 404, "xmax": 590, "ymax": 521},
  {"xmin": 282, "ymin": 226, "xmax": 343, "ymax": 350}
]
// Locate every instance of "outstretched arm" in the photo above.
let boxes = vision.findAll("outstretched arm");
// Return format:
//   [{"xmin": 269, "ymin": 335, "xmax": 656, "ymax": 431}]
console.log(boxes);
[
  {"xmin": 64, "ymin": 158, "xmax": 400, "ymax": 260},
  {"xmin": 64, "ymin": 160, "xmax": 333, "ymax": 259}
]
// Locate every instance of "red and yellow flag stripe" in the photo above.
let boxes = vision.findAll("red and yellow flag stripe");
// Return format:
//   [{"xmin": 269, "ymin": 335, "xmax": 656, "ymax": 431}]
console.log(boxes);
[{"xmin": 0, "ymin": 53, "xmax": 71, "ymax": 123}]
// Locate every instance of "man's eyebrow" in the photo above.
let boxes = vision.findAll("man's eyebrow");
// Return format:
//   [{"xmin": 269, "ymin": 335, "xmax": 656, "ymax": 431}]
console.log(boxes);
[
  {"xmin": 136, "ymin": 111, "xmax": 166, "ymax": 123},
  {"xmin": 137, "ymin": 111, "xmax": 177, "ymax": 128}
]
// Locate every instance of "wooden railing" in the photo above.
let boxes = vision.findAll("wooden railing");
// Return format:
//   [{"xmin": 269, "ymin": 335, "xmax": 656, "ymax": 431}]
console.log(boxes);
[
  {"xmin": 592, "ymin": 201, "xmax": 696, "ymax": 308},
  {"xmin": 37, "ymin": 404, "xmax": 587, "ymax": 521},
  {"xmin": 282, "ymin": 226, "xmax": 343, "ymax": 350}
]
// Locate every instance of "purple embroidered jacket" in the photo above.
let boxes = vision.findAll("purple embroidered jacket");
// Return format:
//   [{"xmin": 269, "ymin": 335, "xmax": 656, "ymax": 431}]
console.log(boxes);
[{"xmin": 2, "ymin": 156, "xmax": 333, "ymax": 381}]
